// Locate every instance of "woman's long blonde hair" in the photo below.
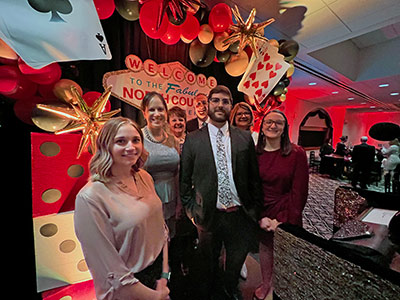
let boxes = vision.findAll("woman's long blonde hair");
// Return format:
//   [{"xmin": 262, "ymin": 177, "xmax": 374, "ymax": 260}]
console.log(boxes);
[{"xmin": 89, "ymin": 117, "xmax": 147, "ymax": 183}]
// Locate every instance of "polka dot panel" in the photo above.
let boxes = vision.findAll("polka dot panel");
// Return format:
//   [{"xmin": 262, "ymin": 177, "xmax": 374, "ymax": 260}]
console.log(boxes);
[{"xmin": 31, "ymin": 133, "xmax": 91, "ymax": 217}]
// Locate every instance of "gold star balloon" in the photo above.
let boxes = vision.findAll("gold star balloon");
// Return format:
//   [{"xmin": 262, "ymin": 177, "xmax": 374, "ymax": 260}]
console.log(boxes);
[
  {"xmin": 223, "ymin": 5, "xmax": 275, "ymax": 56},
  {"xmin": 37, "ymin": 86, "xmax": 120, "ymax": 158}
]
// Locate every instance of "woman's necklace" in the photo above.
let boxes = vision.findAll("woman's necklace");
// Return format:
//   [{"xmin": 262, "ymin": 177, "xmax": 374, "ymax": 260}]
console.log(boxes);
[{"xmin": 144, "ymin": 126, "xmax": 167, "ymax": 144}]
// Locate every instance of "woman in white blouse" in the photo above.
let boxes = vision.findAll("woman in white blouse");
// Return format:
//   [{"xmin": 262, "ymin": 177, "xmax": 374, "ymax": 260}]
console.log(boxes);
[{"xmin": 74, "ymin": 117, "xmax": 170, "ymax": 300}]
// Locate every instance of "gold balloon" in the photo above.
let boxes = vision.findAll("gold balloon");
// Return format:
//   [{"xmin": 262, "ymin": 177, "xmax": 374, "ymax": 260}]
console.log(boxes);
[
  {"xmin": 225, "ymin": 50, "xmax": 249, "ymax": 77},
  {"xmin": 53, "ymin": 79, "xmax": 83, "ymax": 104},
  {"xmin": 213, "ymin": 32, "xmax": 229, "ymax": 52},
  {"xmin": 286, "ymin": 63, "xmax": 295, "ymax": 77},
  {"xmin": 268, "ymin": 39, "xmax": 279, "ymax": 48},
  {"xmin": 32, "ymin": 102, "xmax": 72, "ymax": 132},
  {"xmin": 279, "ymin": 94, "xmax": 286, "ymax": 102},
  {"xmin": 181, "ymin": 36, "xmax": 194, "ymax": 44},
  {"xmin": 198, "ymin": 24, "xmax": 214, "ymax": 44}
]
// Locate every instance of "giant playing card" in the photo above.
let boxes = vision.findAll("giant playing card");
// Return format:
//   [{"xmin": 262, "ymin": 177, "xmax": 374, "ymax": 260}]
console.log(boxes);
[
  {"xmin": 238, "ymin": 40, "xmax": 289, "ymax": 103},
  {"xmin": 0, "ymin": 0, "xmax": 111, "ymax": 68}
]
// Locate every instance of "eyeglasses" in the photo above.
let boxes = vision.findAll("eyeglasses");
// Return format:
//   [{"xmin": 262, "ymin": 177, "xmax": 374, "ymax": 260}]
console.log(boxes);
[
  {"xmin": 236, "ymin": 112, "xmax": 251, "ymax": 117},
  {"xmin": 209, "ymin": 98, "xmax": 231, "ymax": 105},
  {"xmin": 264, "ymin": 119, "xmax": 285, "ymax": 127}
]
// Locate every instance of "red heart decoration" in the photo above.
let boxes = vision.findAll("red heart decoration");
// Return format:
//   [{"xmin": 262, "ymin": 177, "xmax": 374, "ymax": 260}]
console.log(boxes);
[
  {"xmin": 250, "ymin": 72, "xmax": 257, "ymax": 81},
  {"xmin": 257, "ymin": 62, "xmax": 264, "ymax": 70},
  {"xmin": 255, "ymin": 89, "xmax": 263, "ymax": 97},
  {"xmin": 265, "ymin": 63, "xmax": 273, "ymax": 71},
  {"xmin": 243, "ymin": 80, "xmax": 250, "ymax": 89},
  {"xmin": 261, "ymin": 80, "xmax": 269, "ymax": 88},
  {"xmin": 269, "ymin": 70, "xmax": 277, "ymax": 78},
  {"xmin": 252, "ymin": 81, "xmax": 259, "ymax": 89},
  {"xmin": 275, "ymin": 63, "xmax": 282, "ymax": 70},
  {"xmin": 263, "ymin": 53, "xmax": 270, "ymax": 62}
]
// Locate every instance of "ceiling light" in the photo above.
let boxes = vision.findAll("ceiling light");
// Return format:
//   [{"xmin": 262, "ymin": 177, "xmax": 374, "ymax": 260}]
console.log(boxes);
[
  {"xmin": 370, "ymin": 106, "xmax": 376, "ymax": 108},
  {"xmin": 308, "ymin": 82, "xmax": 317, "ymax": 86},
  {"xmin": 347, "ymin": 97, "xmax": 354, "ymax": 100},
  {"xmin": 332, "ymin": 91, "xmax": 339, "ymax": 94},
  {"xmin": 390, "ymin": 92, "xmax": 399, "ymax": 96},
  {"xmin": 361, "ymin": 102, "xmax": 367, "ymax": 104},
  {"xmin": 379, "ymin": 84, "xmax": 389, "ymax": 87}
]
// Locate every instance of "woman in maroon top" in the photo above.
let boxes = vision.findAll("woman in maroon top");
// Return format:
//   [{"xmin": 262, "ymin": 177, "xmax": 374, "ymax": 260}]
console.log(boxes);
[{"xmin": 253, "ymin": 110, "xmax": 309, "ymax": 300}]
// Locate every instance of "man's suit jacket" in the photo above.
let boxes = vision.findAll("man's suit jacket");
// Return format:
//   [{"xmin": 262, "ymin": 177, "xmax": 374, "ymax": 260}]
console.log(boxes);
[
  {"xmin": 352, "ymin": 143, "xmax": 375, "ymax": 170},
  {"xmin": 179, "ymin": 124, "xmax": 263, "ymax": 231},
  {"xmin": 186, "ymin": 117, "xmax": 200, "ymax": 133}
]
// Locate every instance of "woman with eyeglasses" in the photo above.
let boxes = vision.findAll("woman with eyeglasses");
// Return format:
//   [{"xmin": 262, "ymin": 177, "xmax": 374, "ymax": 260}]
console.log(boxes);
[{"xmin": 253, "ymin": 110, "xmax": 309, "ymax": 300}]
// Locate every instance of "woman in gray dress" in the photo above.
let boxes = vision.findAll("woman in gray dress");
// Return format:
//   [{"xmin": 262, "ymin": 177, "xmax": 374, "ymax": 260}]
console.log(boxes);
[{"xmin": 141, "ymin": 92, "xmax": 181, "ymax": 238}]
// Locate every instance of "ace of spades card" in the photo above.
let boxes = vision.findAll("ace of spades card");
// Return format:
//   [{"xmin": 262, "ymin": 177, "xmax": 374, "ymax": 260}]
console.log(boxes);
[
  {"xmin": 0, "ymin": 0, "xmax": 111, "ymax": 69},
  {"xmin": 238, "ymin": 40, "xmax": 289, "ymax": 103}
]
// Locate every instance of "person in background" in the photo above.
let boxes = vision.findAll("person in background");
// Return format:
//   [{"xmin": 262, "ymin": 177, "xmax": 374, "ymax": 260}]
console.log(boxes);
[
  {"xmin": 180, "ymin": 85, "xmax": 263, "ymax": 300},
  {"xmin": 254, "ymin": 110, "xmax": 309, "ymax": 300},
  {"xmin": 168, "ymin": 106, "xmax": 187, "ymax": 153},
  {"xmin": 186, "ymin": 93, "xmax": 209, "ymax": 132},
  {"xmin": 382, "ymin": 138, "xmax": 400, "ymax": 173},
  {"xmin": 351, "ymin": 136, "xmax": 376, "ymax": 189},
  {"xmin": 229, "ymin": 102, "xmax": 258, "ymax": 145},
  {"xmin": 335, "ymin": 136, "xmax": 349, "ymax": 156},
  {"xmin": 142, "ymin": 92, "xmax": 181, "ymax": 238},
  {"xmin": 74, "ymin": 117, "xmax": 170, "ymax": 300}
]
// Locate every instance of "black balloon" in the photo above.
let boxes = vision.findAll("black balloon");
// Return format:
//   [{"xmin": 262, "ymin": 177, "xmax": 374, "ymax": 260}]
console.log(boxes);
[
  {"xmin": 216, "ymin": 50, "xmax": 231, "ymax": 62},
  {"xmin": 189, "ymin": 39, "xmax": 216, "ymax": 68},
  {"xmin": 273, "ymin": 81, "xmax": 286, "ymax": 96},
  {"xmin": 229, "ymin": 41, "xmax": 240, "ymax": 53},
  {"xmin": 167, "ymin": 5, "xmax": 187, "ymax": 25},
  {"xmin": 115, "ymin": 0, "xmax": 140, "ymax": 21},
  {"xmin": 369, "ymin": 122, "xmax": 400, "ymax": 141},
  {"xmin": 279, "ymin": 40, "xmax": 299, "ymax": 61}
]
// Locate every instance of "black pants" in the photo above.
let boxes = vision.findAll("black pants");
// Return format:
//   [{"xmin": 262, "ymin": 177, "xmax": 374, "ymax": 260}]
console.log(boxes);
[
  {"xmin": 352, "ymin": 167, "xmax": 371, "ymax": 188},
  {"xmin": 194, "ymin": 208, "xmax": 257, "ymax": 299}
]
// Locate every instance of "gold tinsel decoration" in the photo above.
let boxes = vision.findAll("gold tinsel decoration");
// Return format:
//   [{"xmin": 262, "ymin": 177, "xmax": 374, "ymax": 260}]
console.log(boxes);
[
  {"xmin": 37, "ymin": 86, "xmax": 120, "ymax": 158},
  {"xmin": 223, "ymin": 5, "xmax": 275, "ymax": 56}
]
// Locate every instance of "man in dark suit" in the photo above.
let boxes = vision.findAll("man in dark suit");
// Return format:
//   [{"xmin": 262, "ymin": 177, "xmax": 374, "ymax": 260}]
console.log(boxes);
[
  {"xmin": 186, "ymin": 93, "xmax": 209, "ymax": 132},
  {"xmin": 180, "ymin": 85, "xmax": 263, "ymax": 300},
  {"xmin": 351, "ymin": 136, "xmax": 376, "ymax": 189}
]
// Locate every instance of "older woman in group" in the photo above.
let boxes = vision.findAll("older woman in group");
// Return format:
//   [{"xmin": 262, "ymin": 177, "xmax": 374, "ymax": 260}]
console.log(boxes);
[
  {"xmin": 141, "ymin": 92, "xmax": 181, "ymax": 238},
  {"xmin": 230, "ymin": 101, "xmax": 258, "ymax": 144},
  {"xmin": 74, "ymin": 117, "xmax": 170, "ymax": 300}
]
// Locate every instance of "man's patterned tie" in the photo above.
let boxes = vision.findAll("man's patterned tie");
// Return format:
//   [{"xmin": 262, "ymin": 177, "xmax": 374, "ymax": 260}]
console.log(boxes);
[{"xmin": 216, "ymin": 129, "xmax": 233, "ymax": 208}]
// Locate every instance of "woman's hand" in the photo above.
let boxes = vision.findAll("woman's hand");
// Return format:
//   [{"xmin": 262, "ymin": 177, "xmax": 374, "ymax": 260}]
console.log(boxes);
[
  {"xmin": 155, "ymin": 279, "xmax": 169, "ymax": 300},
  {"xmin": 259, "ymin": 217, "xmax": 281, "ymax": 232}
]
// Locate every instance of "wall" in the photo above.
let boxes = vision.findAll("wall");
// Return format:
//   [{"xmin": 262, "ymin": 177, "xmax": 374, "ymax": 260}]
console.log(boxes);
[
  {"xmin": 342, "ymin": 110, "xmax": 400, "ymax": 147},
  {"xmin": 281, "ymin": 95, "xmax": 346, "ymax": 147}
]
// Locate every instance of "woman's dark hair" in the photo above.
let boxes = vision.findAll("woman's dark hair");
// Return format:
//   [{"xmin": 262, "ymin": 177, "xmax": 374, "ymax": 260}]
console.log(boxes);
[
  {"xmin": 141, "ymin": 91, "xmax": 168, "ymax": 112},
  {"xmin": 256, "ymin": 109, "xmax": 292, "ymax": 156}
]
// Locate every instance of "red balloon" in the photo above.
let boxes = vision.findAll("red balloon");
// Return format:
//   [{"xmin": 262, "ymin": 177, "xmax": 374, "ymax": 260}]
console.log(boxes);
[
  {"xmin": 161, "ymin": 22, "xmax": 182, "ymax": 45},
  {"xmin": 180, "ymin": 13, "xmax": 200, "ymax": 41},
  {"xmin": 139, "ymin": 0, "xmax": 169, "ymax": 39},
  {"xmin": 0, "ymin": 65, "xmax": 37, "ymax": 100},
  {"xmin": 83, "ymin": 91, "xmax": 111, "ymax": 112},
  {"xmin": 13, "ymin": 96, "xmax": 45, "ymax": 125},
  {"xmin": 0, "ymin": 65, "xmax": 19, "ymax": 93},
  {"xmin": 209, "ymin": 3, "xmax": 232, "ymax": 33},
  {"xmin": 18, "ymin": 60, "xmax": 62, "ymax": 85},
  {"xmin": 93, "ymin": 0, "xmax": 115, "ymax": 19},
  {"xmin": 38, "ymin": 83, "xmax": 57, "ymax": 100}
]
